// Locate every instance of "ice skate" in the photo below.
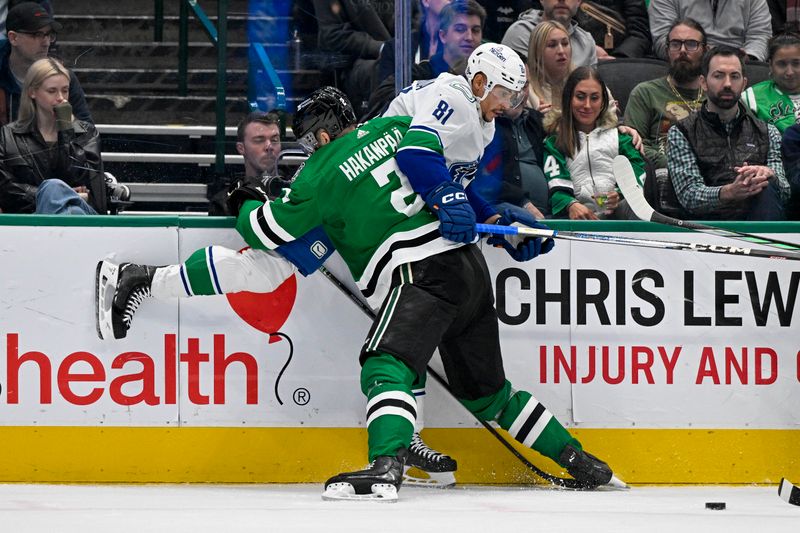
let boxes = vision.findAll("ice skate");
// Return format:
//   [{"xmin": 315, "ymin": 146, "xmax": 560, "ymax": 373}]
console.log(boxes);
[
  {"xmin": 322, "ymin": 450, "xmax": 407, "ymax": 502},
  {"xmin": 559, "ymin": 444, "xmax": 627, "ymax": 489},
  {"xmin": 403, "ymin": 432, "xmax": 457, "ymax": 488},
  {"xmin": 95, "ymin": 261, "xmax": 157, "ymax": 340}
]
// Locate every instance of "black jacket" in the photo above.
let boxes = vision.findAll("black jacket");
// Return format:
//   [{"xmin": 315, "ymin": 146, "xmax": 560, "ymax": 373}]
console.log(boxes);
[
  {"xmin": 313, "ymin": 0, "xmax": 394, "ymax": 64},
  {"xmin": 0, "ymin": 118, "xmax": 106, "ymax": 213}
]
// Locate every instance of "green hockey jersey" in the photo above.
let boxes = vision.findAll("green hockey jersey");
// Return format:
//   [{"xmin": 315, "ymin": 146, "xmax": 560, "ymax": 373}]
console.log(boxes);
[{"xmin": 236, "ymin": 115, "xmax": 463, "ymax": 308}]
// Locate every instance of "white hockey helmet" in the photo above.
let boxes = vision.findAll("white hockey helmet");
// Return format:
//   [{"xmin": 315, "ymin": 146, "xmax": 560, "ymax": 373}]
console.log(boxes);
[{"xmin": 465, "ymin": 43, "xmax": 527, "ymax": 106}]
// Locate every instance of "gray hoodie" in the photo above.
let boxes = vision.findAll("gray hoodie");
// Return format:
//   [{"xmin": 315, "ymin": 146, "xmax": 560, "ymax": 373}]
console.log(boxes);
[{"xmin": 501, "ymin": 9, "xmax": 598, "ymax": 67}]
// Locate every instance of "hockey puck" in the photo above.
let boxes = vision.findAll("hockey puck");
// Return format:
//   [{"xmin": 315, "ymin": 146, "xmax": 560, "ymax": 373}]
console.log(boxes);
[{"xmin": 705, "ymin": 502, "xmax": 726, "ymax": 510}]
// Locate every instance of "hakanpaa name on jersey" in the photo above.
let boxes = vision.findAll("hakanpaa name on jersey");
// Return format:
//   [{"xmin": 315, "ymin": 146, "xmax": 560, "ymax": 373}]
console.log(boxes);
[
  {"xmin": 338, "ymin": 126, "xmax": 405, "ymax": 181},
  {"xmin": 237, "ymin": 116, "xmax": 462, "ymax": 310}
]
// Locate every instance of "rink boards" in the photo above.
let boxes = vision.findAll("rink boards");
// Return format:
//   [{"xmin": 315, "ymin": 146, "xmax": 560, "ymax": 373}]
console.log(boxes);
[{"xmin": 0, "ymin": 216, "xmax": 798, "ymax": 484}]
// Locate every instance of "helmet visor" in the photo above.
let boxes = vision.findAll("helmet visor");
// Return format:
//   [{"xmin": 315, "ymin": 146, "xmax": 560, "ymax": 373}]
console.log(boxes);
[{"xmin": 490, "ymin": 84, "xmax": 526, "ymax": 109}]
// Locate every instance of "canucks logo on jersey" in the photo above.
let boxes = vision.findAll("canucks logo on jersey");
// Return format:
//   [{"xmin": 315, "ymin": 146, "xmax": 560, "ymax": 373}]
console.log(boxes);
[{"xmin": 449, "ymin": 160, "xmax": 479, "ymax": 187}]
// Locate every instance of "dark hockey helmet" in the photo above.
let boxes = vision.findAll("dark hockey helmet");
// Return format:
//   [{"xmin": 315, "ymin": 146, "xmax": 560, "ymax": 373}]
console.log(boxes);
[{"xmin": 293, "ymin": 86, "xmax": 357, "ymax": 154}]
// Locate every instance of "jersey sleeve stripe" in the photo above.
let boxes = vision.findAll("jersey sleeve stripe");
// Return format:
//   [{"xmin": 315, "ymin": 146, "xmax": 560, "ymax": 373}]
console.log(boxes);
[
  {"xmin": 548, "ymin": 178, "xmax": 575, "ymax": 191},
  {"xmin": 409, "ymin": 124, "xmax": 443, "ymax": 144}
]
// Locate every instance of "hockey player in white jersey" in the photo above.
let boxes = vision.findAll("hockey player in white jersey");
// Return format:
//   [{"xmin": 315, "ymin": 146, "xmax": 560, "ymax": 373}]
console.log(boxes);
[{"xmin": 376, "ymin": 43, "xmax": 539, "ymax": 487}]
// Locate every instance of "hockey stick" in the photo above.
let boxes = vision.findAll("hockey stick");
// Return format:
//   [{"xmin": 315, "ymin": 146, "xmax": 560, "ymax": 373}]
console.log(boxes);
[
  {"xmin": 613, "ymin": 155, "xmax": 800, "ymax": 253},
  {"xmin": 316, "ymin": 264, "xmax": 593, "ymax": 489},
  {"xmin": 475, "ymin": 222, "xmax": 800, "ymax": 261},
  {"xmin": 779, "ymin": 478, "xmax": 800, "ymax": 506}
]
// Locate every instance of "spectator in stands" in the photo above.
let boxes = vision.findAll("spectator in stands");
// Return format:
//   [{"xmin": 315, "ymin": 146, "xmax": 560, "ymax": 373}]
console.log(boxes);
[
  {"xmin": 0, "ymin": 2, "xmax": 91, "ymax": 125},
  {"xmin": 502, "ymin": 0, "xmax": 598, "ymax": 66},
  {"xmin": 780, "ymin": 122, "xmax": 800, "ymax": 218},
  {"xmin": 529, "ymin": 0, "xmax": 651, "ymax": 58},
  {"xmin": 667, "ymin": 46, "xmax": 790, "ymax": 220},
  {"xmin": 364, "ymin": 0, "xmax": 484, "ymax": 119},
  {"xmin": 0, "ymin": 58, "xmax": 106, "ymax": 214},
  {"xmin": 209, "ymin": 111, "xmax": 288, "ymax": 216},
  {"xmin": 649, "ymin": 0, "xmax": 773, "ymax": 62},
  {"xmin": 474, "ymin": 83, "xmax": 551, "ymax": 219},
  {"xmin": 526, "ymin": 20, "xmax": 573, "ymax": 113},
  {"xmin": 624, "ymin": 18, "xmax": 707, "ymax": 169},
  {"xmin": 542, "ymin": 66, "xmax": 646, "ymax": 219},
  {"xmin": 743, "ymin": 32, "xmax": 800, "ymax": 133},
  {"xmin": 376, "ymin": 0, "xmax": 452, "ymax": 82},
  {"xmin": 312, "ymin": 0, "xmax": 395, "ymax": 115},
  {"xmin": 1, "ymin": 1, "xmax": 52, "ymax": 36}
]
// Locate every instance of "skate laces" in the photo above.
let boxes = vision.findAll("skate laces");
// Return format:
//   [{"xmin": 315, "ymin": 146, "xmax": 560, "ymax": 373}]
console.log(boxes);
[
  {"xmin": 409, "ymin": 433, "xmax": 450, "ymax": 462},
  {"xmin": 122, "ymin": 286, "xmax": 151, "ymax": 328}
]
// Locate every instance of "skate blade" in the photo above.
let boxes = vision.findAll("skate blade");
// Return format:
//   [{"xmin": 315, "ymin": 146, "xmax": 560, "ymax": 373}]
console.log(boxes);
[
  {"xmin": 322, "ymin": 482, "xmax": 398, "ymax": 502},
  {"xmin": 402, "ymin": 467, "xmax": 455, "ymax": 488},
  {"xmin": 601, "ymin": 474, "xmax": 630, "ymax": 490},
  {"xmin": 95, "ymin": 260, "xmax": 119, "ymax": 341}
]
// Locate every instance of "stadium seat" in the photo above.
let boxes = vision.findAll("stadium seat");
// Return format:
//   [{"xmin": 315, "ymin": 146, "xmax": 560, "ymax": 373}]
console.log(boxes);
[
  {"xmin": 597, "ymin": 58, "xmax": 669, "ymax": 113},
  {"xmin": 744, "ymin": 61, "xmax": 771, "ymax": 87}
]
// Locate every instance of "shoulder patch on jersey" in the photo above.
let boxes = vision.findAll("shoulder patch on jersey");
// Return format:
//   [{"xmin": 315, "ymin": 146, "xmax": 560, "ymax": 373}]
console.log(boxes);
[{"xmin": 447, "ymin": 80, "xmax": 477, "ymax": 104}]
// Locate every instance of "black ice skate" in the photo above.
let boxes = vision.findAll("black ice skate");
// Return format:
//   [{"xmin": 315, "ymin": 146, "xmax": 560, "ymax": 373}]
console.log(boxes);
[
  {"xmin": 322, "ymin": 450, "xmax": 407, "ymax": 502},
  {"xmin": 403, "ymin": 432, "xmax": 457, "ymax": 487},
  {"xmin": 559, "ymin": 444, "xmax": 627, "ymax": 489},
  {"xmin": 95, "ymin": 261, "xmax": 157, "ymax": 340}
]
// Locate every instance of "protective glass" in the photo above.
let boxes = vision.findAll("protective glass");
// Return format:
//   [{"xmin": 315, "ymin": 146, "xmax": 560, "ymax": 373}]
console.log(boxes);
[
  {"xmin": 297, "ymin": 131, "xmax": 319, "ymax": 155},
  {"xmin": 668, "ymin": 39, "xmax": 701, "ymax": 52},
  {"xmin": 489, "ymin": 84, "xmax": 526, "ymax": 109}
]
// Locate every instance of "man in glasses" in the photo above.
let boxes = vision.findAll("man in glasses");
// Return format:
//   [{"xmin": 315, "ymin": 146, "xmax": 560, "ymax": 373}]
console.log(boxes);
[
  {"xmin": 0, "ymin": 2, "xmax": 92, "ymax": 125},
  {"xmin": 624, "ymin": 18, "xmax": 708, "ymax": 170},
  {"xmin": 649, "ymin": 0, "xmax": 772, "ymax": 61}
]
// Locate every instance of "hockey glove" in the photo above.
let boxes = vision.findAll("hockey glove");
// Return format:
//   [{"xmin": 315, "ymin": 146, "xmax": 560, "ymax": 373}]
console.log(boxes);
[
  {"xmin": 424, "ymin": 182, "xmax": 477, "ymax": 243},
  {"xmin": 487, "ymin": 207, "xmax": 555, "ymax": 261}
]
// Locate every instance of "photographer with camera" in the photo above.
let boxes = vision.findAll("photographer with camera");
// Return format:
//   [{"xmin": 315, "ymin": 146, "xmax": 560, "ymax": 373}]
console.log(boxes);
[{"xmin": 0, "ymin": 57, "xmax": 116, "ymax": 214}]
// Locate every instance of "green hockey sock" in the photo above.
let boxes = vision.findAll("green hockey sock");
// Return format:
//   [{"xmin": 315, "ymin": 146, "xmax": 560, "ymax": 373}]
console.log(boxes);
[
  {"xmin": 461, "ymin": 380, "xmax": 580, "ymax": 463},
  {"xmin": 360, "ymin": 353, "xmax": 417, "ymax": 461},
  {"xmin": 182, "ymin": 247, "xmax": 220, "ymax": 295}
]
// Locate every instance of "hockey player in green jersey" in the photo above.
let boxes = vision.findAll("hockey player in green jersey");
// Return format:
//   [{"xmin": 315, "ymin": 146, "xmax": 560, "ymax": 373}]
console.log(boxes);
[{"xmin": 235, "ymin": 45, "xmax": 620, "ymax": 502}]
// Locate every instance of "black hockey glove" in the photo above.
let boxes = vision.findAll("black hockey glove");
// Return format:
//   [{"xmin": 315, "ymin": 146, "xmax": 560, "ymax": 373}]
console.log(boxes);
[
  {"xmin": 424, "ymin": 182, "xmax": 476, "ymax": 243},
  {"xmin": 487, "ymin": 208, "xmax": 554, "ymax": 261},
  {"xmin": 226, "ymin": 176, "xmax": 292, "ymax": 216}
]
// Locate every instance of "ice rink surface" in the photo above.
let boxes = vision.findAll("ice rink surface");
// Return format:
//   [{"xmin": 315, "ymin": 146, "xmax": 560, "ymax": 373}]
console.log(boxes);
[{"xmin": 0, "ymin": 483, "xmax": 797, "ymax": 532}]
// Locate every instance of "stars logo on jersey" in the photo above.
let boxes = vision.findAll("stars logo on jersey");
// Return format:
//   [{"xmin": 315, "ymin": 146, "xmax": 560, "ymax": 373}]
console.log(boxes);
[{"xmin": 357, "ymin": 129, "xmax": 370, "ymax": 139}]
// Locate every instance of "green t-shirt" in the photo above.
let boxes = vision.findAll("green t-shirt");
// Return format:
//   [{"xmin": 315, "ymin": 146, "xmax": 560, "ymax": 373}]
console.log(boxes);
[
  {"xmin": 624, "ymin": 77, "xmax": 703, "ymax": 169},
  {"xmin": 236, "ymin": 115, "xmax": 462, "ymax": 308}
]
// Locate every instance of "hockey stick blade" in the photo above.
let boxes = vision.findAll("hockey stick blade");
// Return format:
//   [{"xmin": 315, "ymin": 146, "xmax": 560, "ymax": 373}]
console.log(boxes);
[
  {"xmin": 316, "ymin": 265, "xmax": 620, "ymax": 490},
  {"xmin": 613, "ymin": 155, "xmax": 800, "ymax": 253},
  {"xmin": 779, "ymin": 478, "xmax": 800, "ymax": 506},
  {"xmin": 475, "ymin": 222, "xmax": 800, "ymax": 262}
]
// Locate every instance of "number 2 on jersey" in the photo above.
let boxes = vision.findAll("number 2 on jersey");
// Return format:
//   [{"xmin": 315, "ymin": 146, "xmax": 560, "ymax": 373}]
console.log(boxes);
[{"xmin": 432, "ymin": 100, "xmax": 454, "ymax": 125}]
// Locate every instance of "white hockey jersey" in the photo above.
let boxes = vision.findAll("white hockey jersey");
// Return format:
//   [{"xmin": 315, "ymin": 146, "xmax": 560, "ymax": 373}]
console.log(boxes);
[{"xmin": 383, "ymin": 73, "xmax": 495, "ymax": 189}]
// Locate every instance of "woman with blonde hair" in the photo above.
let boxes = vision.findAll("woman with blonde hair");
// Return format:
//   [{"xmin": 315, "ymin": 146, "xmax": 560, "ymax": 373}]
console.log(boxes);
[
  {"xmin": 0, "ymin": 57, "xmax": 109, "ymax": 214},
  {"xmin": 526, "ymin": 20, "xmax": 573, "ymax": 113},
  {"xmin": 542, "ymin": 66, "xmax": 646, "ymax": 220}
]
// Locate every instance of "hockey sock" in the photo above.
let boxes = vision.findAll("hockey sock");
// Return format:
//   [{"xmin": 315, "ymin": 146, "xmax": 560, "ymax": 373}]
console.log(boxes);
[
  {"xmin": 150, "ymin": 246, "xmax": 296, "ymax": 299},
  {"xmin": 360, "ymin": 353, "xmax": 417, "ymax": 461},
  {"xmin": 412, "ymin": 372, "xmax": 427, "ymax": 433},
  {"xmin": 460, "ymin": 380, "xmax": 580, "ymax": 464}
]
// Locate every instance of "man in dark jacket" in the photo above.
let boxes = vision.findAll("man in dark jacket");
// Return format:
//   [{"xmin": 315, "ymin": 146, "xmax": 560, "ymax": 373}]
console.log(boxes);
[
  {"xmin": 312, "ymin": 0, "xmax": 395, "ymax": 115},
  {"xmin": 0, "ymin": 2, "xmax": 92, "ymax": 126}
]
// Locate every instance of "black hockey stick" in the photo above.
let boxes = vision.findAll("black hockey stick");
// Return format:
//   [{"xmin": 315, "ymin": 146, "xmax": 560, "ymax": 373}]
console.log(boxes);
[
  {"xmin": 779, "ymin": 478, "xmax": 800, "ymax": 506},
  {"xmin": 475, "ymin": 222, "xmax": 800, "ymax": 262},
  {"xmin": 317, "ymin": 264, "xmax": 593, "ymax": 489},
  {"xmin": 613, "ymin": 155, "xmax": 800, "ymax": 253}
]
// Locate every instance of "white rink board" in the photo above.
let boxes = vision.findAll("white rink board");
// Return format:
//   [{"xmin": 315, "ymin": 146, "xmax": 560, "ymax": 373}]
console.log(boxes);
[{"xmin": 0, "ymin": 222, "xmax": 798, "ymax": 430}]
